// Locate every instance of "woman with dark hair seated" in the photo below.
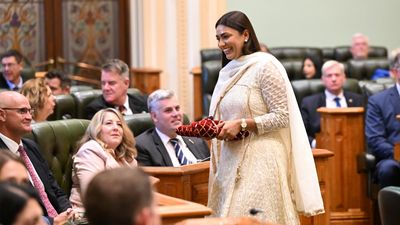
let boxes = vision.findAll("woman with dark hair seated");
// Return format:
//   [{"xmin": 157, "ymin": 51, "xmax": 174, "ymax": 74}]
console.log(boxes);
[
  {"xmin": 0, "ymin": 182, "xmax": 45, "ymax": 225},
  {"xmin": 301, "ymin": 54, "xmax": 323, "ymax": 79}
]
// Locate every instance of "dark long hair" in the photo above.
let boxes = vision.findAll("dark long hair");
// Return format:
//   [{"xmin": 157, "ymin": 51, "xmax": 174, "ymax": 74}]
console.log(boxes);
[
  {"xmin": 301, "ymin": 53, "xmax": 323, "ymax": 79},
  {"xmin": 215, "ymin": 11, "xmax": 261, "ymax": 67},
  {"xmin": 0, "ymin": 182, "xmax": 41, "ymax": 225}
]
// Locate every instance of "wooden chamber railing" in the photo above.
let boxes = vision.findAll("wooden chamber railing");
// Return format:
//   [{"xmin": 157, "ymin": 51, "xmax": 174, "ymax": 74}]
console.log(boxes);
[{"xmin": 34, "ymin": 58, "xmax": 162, "ymax": 93}]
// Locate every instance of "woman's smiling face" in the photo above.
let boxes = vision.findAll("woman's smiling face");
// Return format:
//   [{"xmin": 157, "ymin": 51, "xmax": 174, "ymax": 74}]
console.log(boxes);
[{"xmin": 216, "ymin": 25, "xmax": 248, "ymax": 60}]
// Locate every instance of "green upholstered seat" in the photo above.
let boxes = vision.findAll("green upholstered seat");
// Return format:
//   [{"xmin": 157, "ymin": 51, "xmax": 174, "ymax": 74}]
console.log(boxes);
[
  {"xmin": 47, "ymin": 94, "xmax": 76, "ymax": 121},
  {"xmin": 24, "ymin": 119, "xmax": 90, "ymax": 196}
]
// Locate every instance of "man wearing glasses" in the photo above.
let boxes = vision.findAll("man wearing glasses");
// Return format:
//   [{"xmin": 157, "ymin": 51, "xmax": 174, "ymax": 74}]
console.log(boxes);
[
  {"xmin": 365, "ymin": 53, "xmax": 400, "ymax": 188},
  {"xmin": 0, "ymin": 49, "xmax": 26, "ymax": 91},
  {"xmin": 0, "ymin": 91, "xmax": 73, "ymax": 224}
]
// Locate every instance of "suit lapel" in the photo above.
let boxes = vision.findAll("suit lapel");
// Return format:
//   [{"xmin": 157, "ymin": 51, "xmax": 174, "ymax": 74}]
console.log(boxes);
[
  {"xmin": 388, "ymin": 87, "xmax": 400, "ymax": 114},
  {"xmin": 182, "ymin": 137, "xmax": 202, "ymax": 160},
  {"xmin": 0, "ymin": 138, "xmax": 7, "ymax": 149},
  {"xmin": 318, "ymin": 93, "xmax": 326, "ymax": 107},
  {"xmin": 344, "ymin": 92, "xmax": 356, "ymax": 107},
  {"xmin": 151, "ymin": 130, "xmax": 173, "ymax": 166}
]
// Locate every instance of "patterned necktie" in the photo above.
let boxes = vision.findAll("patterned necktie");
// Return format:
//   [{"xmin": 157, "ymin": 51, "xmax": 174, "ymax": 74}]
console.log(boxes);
[
  {"xmin": 334, "ymin": 97, "xmax": 341, "ymax": 108},
  {"xmin": 170, "ymin": 138, "xmax": 191, "ymax": 165},
  {"xmin": 118, "ymin": 105, "xmax": 126, "ymax": 115},
  {"xmin": 18, "ymin": 146, "xmax": 58, "ymax": 217}
]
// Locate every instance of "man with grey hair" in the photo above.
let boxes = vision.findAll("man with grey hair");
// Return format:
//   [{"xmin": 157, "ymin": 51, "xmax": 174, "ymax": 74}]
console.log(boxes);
[
  {"xmin": 350, "ymin": 33, "xmax": 369, "ymax": 60},
  {"xmin": 135, "ymin": 89, "xmax": 209, "ymax": 167},
  {"xmin": 365, "ymin": 53, "xmax": 400, "ymax": 188},
  {"xmin": 301, "ymin": 60, "xmax": 364, "ymax": 147},
  {"xmin": 85, "ymin": 59, "xmax": 148, "ymax": 119}
]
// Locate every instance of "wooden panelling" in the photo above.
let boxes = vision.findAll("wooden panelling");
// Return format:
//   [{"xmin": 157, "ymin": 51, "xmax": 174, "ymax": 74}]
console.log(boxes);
[
  {"xmin": 301, "ymin": 149, "xmax": 334, "ymax": 225},
  {"xmin": 191, "ymin": 66, "xmax": 202, "ymax": 120},
  {"xmin": 316, "ymin": 107, "xmax": 372, "ymax": 225},
  {"xmin": 143, "ymin": 161, "xmax": 210, "ymax": 206},
  {"xmin": 131, "ymin": 67, "xmax": 161, "ymax": 95},
  {"xmin": 156, "ymin": 193, "xmax": 211, "ymax": 225}
]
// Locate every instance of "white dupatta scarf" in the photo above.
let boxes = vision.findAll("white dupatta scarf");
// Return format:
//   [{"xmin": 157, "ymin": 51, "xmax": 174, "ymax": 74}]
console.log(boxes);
[{"xmin": 209, "ymin": 52, "xmax": 324, "ymax": 216}]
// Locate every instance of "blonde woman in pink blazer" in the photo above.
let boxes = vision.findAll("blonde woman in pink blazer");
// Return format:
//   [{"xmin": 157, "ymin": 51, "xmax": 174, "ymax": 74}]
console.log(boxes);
[{"xmin": 69, "ymin": 108, "xmax": 137, "ymax": 213}]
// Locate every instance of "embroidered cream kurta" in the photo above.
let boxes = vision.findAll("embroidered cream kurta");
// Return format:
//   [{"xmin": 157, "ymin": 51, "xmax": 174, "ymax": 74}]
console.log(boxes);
[{"xmin": 208, "ymin": 52, "xmax": 324, "ymax": 225}]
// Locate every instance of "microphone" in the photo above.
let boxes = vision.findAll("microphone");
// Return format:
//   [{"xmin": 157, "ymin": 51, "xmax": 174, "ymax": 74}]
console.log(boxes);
[{"xmin": 249, "ymin": 208, "xmax": 264, "ymax": 215}]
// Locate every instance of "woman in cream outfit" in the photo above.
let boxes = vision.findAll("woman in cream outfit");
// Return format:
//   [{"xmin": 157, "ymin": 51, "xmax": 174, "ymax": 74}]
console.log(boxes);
[
  {"xmin": 208, "ymin": 11, "xmax": 324, "ymax": 225},
  {"xmin": 70, "ymin": 108, "xmax": 137, "ymax": 213}
]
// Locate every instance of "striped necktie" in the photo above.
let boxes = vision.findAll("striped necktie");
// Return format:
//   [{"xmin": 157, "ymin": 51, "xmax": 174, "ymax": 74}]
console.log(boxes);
[
  {"xmin": 170, "ymin": 138, "xmax": 191, "ymax": 165},
  {"xmin": 18, "ymin": 146, "xmax": 58, "ymax": 217}
]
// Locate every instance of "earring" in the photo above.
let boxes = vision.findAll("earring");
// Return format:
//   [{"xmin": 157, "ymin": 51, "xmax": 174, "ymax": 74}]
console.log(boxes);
[{"xmin": 245, "ymin": 39, "xmax": 248, "ymax": 43}]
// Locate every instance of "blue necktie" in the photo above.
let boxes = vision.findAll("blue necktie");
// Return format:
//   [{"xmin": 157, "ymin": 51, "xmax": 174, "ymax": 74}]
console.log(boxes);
[
  {"xmin": 334, "ymin": 97, "xmax": 341, "ymax": 108},
  {"xmin": 170, "ymin": 138, "xmax": 191, "ymax": 165}
]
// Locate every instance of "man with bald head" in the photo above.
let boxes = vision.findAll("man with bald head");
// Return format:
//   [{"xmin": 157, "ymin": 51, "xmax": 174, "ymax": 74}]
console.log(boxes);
[{"xmin": 0, "ymin": 91, "xmax": 72, "ymax": 224}]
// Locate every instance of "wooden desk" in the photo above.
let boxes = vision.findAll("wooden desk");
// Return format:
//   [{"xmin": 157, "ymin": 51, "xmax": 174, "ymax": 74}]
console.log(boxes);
[
  {"xmin": 177, "ymin": 216, "xmax": 277, "ymax": 225},
  {"xmin": 301, "ymin": 149, "xmax": 334, "ymax": 225},
  {"xmin": 316, "ymin": 107, "xmax": 371, "ymax": 225},
  {"xmin": 156, "ymin": 193, "xmax": 212, "ymax": 225},
  {"xmin": 143, "ymin": 162, "xmax": 210, "ymax": 205}
]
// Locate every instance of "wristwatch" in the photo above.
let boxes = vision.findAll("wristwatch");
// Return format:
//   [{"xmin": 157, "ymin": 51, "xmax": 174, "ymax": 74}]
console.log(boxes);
[{"xmin": 240, "ymin": 118, "xmax": 247, "ymax": 131}]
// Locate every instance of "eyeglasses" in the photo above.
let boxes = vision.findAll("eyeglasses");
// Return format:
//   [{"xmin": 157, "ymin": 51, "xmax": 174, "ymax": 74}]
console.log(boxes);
[{"xmin": 1, "ymin": 107, "xmax": 34, "ymax": 115}]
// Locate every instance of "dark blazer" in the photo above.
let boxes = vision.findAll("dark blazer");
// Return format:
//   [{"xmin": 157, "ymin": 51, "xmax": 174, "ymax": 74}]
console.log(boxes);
[
  {"xmin": 365, "ymin": 86, "xmax": 400, "ymax": 162},
  {"xmin": 0, "ymin": 75, "xmax": 9, "ymax": 89},
  {"xmin": 0, "ymin": 138, "xmax": 71, "ymax": 215},
  {"xmin": 301, "ymin": 91, "xmax": 364, "ymax": 144},
  {"xmin": 85, "ymin": 93, "xmax": 148, "ymax": 119},
  {"xmin": 135, "ymin": 128, "xmax": 210, "ymax": 166}
]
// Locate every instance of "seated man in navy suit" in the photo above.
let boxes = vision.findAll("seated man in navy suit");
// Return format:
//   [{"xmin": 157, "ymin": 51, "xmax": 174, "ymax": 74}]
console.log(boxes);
[
  {"xmin": 136, "ymin": 89, "xmax": 210, "ymax": 167},
  {"xmin": 365, "ymin": 53, "xmax": 400, "ymax": 188},
  {"xmin": 85, "ymin": 59, "xmax": 148, "ymax": 119},
  {"xmin": 0, "ymin": 91, "xmax": 73, "ymax": 225},
  {"xmin": 301, "ymin": 60, "xmax": 364, "ymax": 147},
  {"xmin": 0, "ymin": 49, "xmax": 26, "ymax": 91}
]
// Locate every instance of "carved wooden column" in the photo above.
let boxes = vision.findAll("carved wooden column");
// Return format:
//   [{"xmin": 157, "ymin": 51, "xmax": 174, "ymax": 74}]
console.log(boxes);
[
  {"xmin": 191, "ymin": 66, "xmax": 202, "ymax": 120},
  {"xmin": 316, "ymin": 107, "xmax": 371, "ymax": 225}
]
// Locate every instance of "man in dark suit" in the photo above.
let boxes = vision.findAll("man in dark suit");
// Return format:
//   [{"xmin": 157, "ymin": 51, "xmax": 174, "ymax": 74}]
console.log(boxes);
[
  {"xmin": 85, "ymin": 59, "xmax": 148, "ymax": 119},
  {"xmin": 365, "ymin": 53, "xmax": 400, "ymax": 188},
  {"xmin": 136, "ymin": 89, "xmax": 210, "ymax": 167},
  {"xmin": 0, "ymin": 49, "xmax": 26, "ymax": 90},
  {"xmin": 301, "ymin": 60, "xmax": 364, "ymax": 147},
  {"xmin": 0, "ymin": 91, "xmax": 73, "ymax": 224}
]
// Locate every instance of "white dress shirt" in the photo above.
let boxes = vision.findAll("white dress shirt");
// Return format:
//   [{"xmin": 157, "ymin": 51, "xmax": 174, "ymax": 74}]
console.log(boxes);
[{"xmin": 155, "ymin": 128, "xmax": 197, "ymax": 167}]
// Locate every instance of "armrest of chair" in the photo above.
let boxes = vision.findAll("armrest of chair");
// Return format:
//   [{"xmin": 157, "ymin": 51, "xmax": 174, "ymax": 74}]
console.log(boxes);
[{"xmin": 357, "ymin": 152, "xmax": 376, "ymax": 173}]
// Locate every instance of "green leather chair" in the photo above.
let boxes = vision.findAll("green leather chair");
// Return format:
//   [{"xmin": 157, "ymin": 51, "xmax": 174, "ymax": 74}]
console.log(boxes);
[
  {"xmin": 70, "ymin": 85, "xmax": 93, "ymax": 93},
  {"xmin": 71, "ymin": 89, "xmax": 103, "ymax": 119},
  {"xmin": 24, "ymin": 119, "xmax": 90, "ymax": 195},
  {"xmin": 47, "ymin": 94, "xmax": 76, "ymax": 121},
  {"xmin": 290, "ymin": 78, "xmax": 362, "ymax": 106}
]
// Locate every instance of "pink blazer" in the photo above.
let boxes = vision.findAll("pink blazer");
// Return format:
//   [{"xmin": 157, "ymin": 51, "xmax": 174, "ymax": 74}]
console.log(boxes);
[{"xmin": 69, "ymin": 140, "xmax": 137, "ymax": 211}]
